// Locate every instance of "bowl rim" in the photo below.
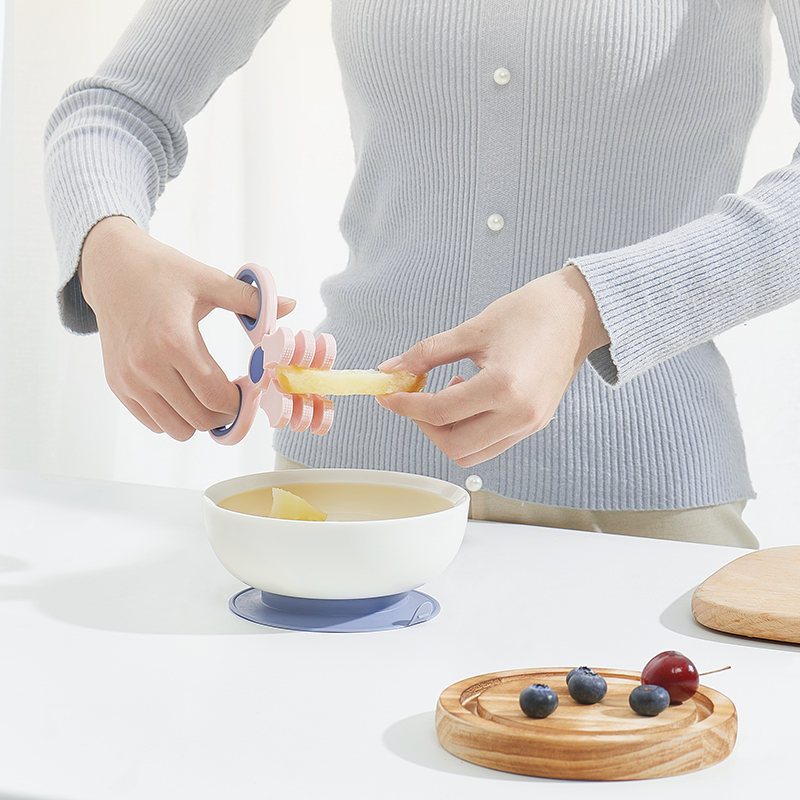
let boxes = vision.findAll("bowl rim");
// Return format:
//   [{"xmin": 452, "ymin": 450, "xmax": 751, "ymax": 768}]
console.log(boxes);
[{"xmin": 203, "ymin": 468, "xmax": 470, "ymax": 526}]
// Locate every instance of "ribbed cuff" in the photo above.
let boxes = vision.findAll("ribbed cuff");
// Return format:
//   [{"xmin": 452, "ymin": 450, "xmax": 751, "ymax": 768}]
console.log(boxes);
[
  {"xmin": 569, "ymin": 183, "xmax": 799, "ymax": 386},
  {"xmin": 44, "ymin": 103, "xmax": 164, "ymax": 332}
]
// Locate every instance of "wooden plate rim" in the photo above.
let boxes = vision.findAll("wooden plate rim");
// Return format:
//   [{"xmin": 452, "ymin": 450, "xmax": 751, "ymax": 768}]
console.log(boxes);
[{"xmin": 435, "ymin": 667, "xmax": 737, "ymax": 780}]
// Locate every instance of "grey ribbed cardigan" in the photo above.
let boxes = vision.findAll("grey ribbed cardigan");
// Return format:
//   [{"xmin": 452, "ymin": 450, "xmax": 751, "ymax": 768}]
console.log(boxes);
[{"xmin": 44, "ymin": 0, "xmax": 800, "ymax": 510}]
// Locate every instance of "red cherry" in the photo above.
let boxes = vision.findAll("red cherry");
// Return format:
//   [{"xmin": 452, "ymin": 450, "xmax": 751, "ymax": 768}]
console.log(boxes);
[{"xmin": 640, "ymin": 650, "xmax": 699, "ymax": 704}]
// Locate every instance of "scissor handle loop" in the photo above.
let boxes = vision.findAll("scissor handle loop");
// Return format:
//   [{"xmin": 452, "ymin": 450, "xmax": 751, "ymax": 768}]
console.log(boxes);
[
  {"xmin": 235, "ymin": 264, "xmax": 278, "ymax": 343},
  {"xmin": 209, "ymin": 379, "xmax": 260, "ymax": 445},
  {"xmin": 210, "ymin": 264, "xmax": 336, "ymax": 444}
]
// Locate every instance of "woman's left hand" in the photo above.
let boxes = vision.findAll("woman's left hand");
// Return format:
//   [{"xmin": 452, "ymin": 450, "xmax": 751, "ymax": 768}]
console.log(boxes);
[{"xmin": 376, "ymin": 265, "xmax": 610, "ymax": 467}]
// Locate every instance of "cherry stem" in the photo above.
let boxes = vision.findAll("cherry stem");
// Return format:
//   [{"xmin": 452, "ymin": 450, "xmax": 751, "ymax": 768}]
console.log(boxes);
[{"xmin": 699, "ymin": 666, "xmax": 731, "ymax": 676}]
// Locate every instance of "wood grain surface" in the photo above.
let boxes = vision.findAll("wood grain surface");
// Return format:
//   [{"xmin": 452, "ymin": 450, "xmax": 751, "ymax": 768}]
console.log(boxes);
[
  {"xmin": 435, "ymin": 668, "xmax": 737, "ymax": 781},
  {"xmin": 692, "ymin": 546, "xmax": 800, "ymax": 644}
]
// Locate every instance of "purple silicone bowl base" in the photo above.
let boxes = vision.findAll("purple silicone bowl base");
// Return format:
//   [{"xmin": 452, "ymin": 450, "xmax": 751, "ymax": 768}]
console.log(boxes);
[{"xmin": 229, "ymin": 588, "xmax": 440, "ymax": 632}]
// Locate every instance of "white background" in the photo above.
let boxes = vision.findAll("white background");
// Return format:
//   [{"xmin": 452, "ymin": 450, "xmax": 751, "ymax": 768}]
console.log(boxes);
[{"xmin": 3, "ymin": 1, "xmax": 799, "ymax": 546}]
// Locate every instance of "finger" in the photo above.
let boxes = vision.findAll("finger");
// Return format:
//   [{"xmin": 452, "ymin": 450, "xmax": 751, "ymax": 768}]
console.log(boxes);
[
  {"xmin": 104, "ymin": 359, "xmax": 168, "ymax": 434},
  {"xmin": 199, "ymin": 269, "xmax": 261, "ymax": 320},
  {"xmin": 114, "ymin": 393, "xmax": 164, "ymax": 435},
  {"xmin": 413, "ymin": 412, "xmax": 530, "ymax": 467},
  {"xmin": 144, "ymin": 393, "xmax": 198, "ymax": 441},
  {"xmin": 451, "ymin": 432, "xmax": 523, "ymax": 467},
  {"xmin": 115, "ymin": 380, "xmax": 198, "ymax": 441},
  {"xmin": 174, "ymin": 327, "xmax": 242, "ymax": 421},
  {"xmin": 412, "ymin": 411, "xmax": 498, "ymax": 461},
  {"xmin": 414, "ymin": 379, "xmax": 559, "ymax": 464},
  {"xmin": 377, "ymin": 369, "xmax": 498, "ymax": 426},
  {"xmin": 117, "ymin": 336, "xmax": 236, "ymax": 435},
  {"xmin": 198, "ymin": 269, "xmax": 296, "ymax": 322},
  {"xmin": 146, "ymin": 368, "xmax": 236, "ymax": 438},
  {"xmin": 379, "ymin": 322, "xmax": 480, "ymax": 375}
]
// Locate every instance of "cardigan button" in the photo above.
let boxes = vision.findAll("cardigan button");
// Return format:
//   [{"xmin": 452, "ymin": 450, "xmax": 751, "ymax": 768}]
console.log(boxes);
[
  {"xmin": 465, "ymin": 475, "xmax": 483, "ymax": 492},
  {"xmin": 493, "ymin": 67, "xmax": 511, "ymax": 85},
  {"xmin": 487, "ymin": 213, "xmax": 505, "ymax": 231}
]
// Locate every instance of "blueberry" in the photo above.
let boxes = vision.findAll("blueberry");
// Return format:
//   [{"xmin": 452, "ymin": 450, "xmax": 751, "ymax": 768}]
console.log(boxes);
[
  {"xmin": 566, "ymin": 666, "xmax": 607, "ymax": 704},
  {"xmin": 629, "ymin": 684, "xmax": 671, "ymax": 717},
  {"xmin": 519, "ymin": 684, "xmax": 559, "ymax": 719},
  {"xmin": 565, "ymin": 665, "xmax": 594, "ymax": 687},
  {"xmin": 565, "ymin": 667, "xmax": 579, "ymax": 686}
]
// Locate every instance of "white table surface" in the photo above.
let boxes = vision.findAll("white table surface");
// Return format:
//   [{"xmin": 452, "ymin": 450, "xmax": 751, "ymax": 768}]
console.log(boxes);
[{"xmin": 2, "ymin": 469, "xmax": 798, "ymax": 800}]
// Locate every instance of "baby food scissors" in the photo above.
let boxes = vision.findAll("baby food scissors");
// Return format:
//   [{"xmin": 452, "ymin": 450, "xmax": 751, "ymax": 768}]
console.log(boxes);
[{"xmin": 209, "ymin": 263, "xmax": 336, "ymax": 445}]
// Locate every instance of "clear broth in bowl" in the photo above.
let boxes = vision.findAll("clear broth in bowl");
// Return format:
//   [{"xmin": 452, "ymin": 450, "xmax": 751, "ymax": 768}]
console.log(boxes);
[{"xmin": 219, "ymin": 482, "xmax": 454, "ymax": 521}]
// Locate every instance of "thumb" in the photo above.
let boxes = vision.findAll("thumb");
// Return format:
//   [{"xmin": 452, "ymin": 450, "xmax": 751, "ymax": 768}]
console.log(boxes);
[
  {"xmin": 379, "ymin": 322, "xmax": 478, "ymax": 375},
  {"xmin": 203, "ymin": 270, "xmax": 296, "ymax": 322},
  {"xmin": 208, "ymin": 271, "xmax": 261, "ymax": 319},
  {"xmin": 276, "ymin": 296, "xmax": 296, "ymax": 319}
]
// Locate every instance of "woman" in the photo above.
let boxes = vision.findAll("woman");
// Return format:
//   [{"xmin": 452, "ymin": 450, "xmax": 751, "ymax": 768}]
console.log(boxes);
[{"xmin": 45, "ymin": 0, "xmax": 800, "ymax": 546}]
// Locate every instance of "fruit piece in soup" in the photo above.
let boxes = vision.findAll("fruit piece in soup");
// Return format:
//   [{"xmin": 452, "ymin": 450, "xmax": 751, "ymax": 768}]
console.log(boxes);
[{"xmin": 269, "ymin": 487, "xmax": 328, "ymax": 521}]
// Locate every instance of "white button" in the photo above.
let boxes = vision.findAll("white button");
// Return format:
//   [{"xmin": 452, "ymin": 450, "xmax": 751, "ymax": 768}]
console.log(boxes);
[
  {"xmin": 493, "ymin": 67, "xmax": 511, "ymax": 86},
  {"xmin": 465, "ymin": 475, "xmax": 483, "ymax": 492},
  {"xmin": 487, "ymin": 213, "xmax": 505, "ymax": 231}
]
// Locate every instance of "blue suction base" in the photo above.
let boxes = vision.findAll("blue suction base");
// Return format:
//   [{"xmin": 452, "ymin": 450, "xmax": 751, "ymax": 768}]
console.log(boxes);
[{"xmin": 229, "ymin": 588, "xmax": 440, "ymax": 632}]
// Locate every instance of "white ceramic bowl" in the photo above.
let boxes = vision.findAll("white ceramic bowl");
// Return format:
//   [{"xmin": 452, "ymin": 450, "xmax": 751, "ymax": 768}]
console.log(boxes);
[{"xmin": 202, "ymin": 469, "xmax": 469, "ymax": 600}]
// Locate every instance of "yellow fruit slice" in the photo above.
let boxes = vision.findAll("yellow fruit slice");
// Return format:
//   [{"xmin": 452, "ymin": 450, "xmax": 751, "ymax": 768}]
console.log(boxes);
[
  {"xmin": 269, "ymin": 487, "xmax": 328, "ymax": 521},
  {"xmin": 274, "ymin": 366, "xmax": 427, "ymax": 396}
]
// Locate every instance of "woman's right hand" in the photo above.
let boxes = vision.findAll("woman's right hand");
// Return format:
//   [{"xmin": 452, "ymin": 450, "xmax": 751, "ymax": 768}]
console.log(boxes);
[{"xmin": 79, "ymin": 216, "xmax": 295, "ymax": 440}]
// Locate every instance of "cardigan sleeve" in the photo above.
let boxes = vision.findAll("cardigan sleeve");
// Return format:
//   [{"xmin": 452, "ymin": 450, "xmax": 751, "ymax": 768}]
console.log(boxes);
[
  {"xmin": 43, "ymin": 0, "xmax": 292, "ymax": 333},
  {"xmin": 572, "ymin": 0, "xmax": 800, "ymax": 386}
]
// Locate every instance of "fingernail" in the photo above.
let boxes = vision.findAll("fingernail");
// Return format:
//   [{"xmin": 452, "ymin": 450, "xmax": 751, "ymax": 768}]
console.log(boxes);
[{"xmin": 378, "ymin": 355, "xmax": 404, "ymax": 372}]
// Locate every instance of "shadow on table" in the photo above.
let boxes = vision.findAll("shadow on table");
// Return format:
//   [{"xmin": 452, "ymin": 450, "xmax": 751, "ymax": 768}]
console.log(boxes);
[
  {"xmin": 0, "ymin": 547, "xmax": 286, "ymax": 637},
  {"xmin": 2, "ymin": 475, "xmax": 288, "ymax": 636},
  {"xmin": 660, "ymin": 589, "xmax": 799, "ymax": 652},
  {"xmin": 383, "ymin": 711, "xmax": 541, "ymax": 783}
]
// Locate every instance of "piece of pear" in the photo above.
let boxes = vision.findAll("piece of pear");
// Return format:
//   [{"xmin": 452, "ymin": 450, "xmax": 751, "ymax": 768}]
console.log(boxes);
[
  {"xmin": 268, "ymin": 487, "xmax": 328, "ymax": 521},
  {"xmin": 274, "ymin": 366, "xmax": 426, "ymax": 396}
]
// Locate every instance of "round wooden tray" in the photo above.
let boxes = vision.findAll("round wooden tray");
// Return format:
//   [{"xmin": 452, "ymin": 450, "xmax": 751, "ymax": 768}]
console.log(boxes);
[{"xmin": 436, "ymin": 667, "xmax": 737, "ymax": 781}]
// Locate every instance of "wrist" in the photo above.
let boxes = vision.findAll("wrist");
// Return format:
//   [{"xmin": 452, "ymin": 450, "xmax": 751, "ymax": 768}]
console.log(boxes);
[
  {"xmin": 78, "ymin": 216, "xmax": 138, "ymax": 306},
  {"xmin": 558, "ymin": 264, "xmax": 610, "ymax": 356}
]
